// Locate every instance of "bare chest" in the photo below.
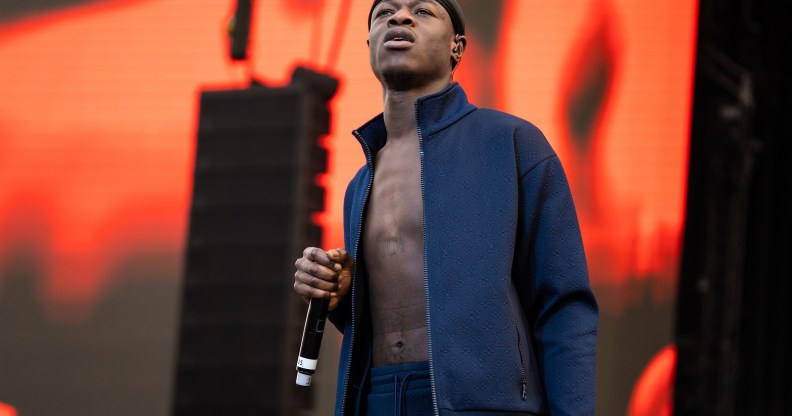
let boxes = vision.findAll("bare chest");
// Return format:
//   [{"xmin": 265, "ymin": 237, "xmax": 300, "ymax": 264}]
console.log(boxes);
[
  {"xmin": 362, "ymin": 137, "xmax": 428, "ymax": 365},
  {"xmin": 363, "ymin": 138, "xmax": 424, "ymax": 264}
]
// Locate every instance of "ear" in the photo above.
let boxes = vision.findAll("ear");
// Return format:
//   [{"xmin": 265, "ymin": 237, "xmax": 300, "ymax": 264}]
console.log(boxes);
[
  {"xmin": 451, "ymin": 34, "xmax": 467, "ymax": 70},
  {"xmin": 452, "ymin": 34, "xmax": 467, "ymax": 60}
]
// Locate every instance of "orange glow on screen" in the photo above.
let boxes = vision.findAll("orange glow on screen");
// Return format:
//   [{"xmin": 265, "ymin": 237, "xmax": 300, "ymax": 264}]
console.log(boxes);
[
  {"xmin": 0, "ymin": 402, "xmax": 17, "ymax": 416},
  {"xmin": 628, "ymin": 345, "xmax": 677, "ymax": 416},
  {"xmin": 498, "ymin": 0, "xmax": 697, "ymax": 307},
  {"xmin": 0, "ymin": 0, "xmax": 696, "ymax": 321}
]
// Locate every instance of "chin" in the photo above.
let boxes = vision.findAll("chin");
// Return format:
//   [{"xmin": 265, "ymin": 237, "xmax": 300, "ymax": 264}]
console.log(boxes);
[
  {"xmin": 380, "ymin": 63, "xmax": 444, "ymax": 92},
  {"xmin": 381, "ymin": 70, "xmax": 422, "ymax": 92}
]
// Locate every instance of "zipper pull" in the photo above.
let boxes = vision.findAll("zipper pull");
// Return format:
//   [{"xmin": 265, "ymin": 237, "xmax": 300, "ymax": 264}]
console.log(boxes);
[{"xmin": 521, "ymin": 379, "xmax": 527, "ymax": 401}]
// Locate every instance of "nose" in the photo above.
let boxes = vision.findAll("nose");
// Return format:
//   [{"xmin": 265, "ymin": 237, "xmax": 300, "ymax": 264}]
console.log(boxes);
[{"xmin": 388, "ymin": 8, "xmax": 414, "ymax": 27}]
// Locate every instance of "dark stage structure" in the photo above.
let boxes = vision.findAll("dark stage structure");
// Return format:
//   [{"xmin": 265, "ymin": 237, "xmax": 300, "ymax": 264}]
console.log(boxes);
[{"xmin": 674, "ymin": 0, "xmax": 791, "ymax": 415}]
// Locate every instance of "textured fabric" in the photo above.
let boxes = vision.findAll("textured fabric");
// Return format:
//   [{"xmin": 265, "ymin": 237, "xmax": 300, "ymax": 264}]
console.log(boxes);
[
  {"xmin": 367, "ymin": 361, "xmax": 433, "ymax": 416},
  {"xmin": 368, "ymin": 0, "xmax": 466, "ymax": 35},
  {"xmin": 329, "ymin": 83, "xmax": 598, "ymax": 416}
]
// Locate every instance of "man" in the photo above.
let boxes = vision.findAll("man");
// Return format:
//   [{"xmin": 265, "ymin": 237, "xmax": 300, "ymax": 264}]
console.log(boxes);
[{"xmin": 293, "ymin": 1, "xmax": 598, "ymax": 414}]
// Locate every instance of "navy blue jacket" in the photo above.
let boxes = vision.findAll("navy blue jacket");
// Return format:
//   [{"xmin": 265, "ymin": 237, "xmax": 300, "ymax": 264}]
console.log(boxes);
[{"xmin": 330, "ymin": 83, "xmax": 598, "ymax": 416}]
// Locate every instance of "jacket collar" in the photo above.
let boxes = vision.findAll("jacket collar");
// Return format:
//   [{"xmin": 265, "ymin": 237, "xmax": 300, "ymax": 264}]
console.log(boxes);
[{"xmin": 353, "ymin": 82, "xmax": 477, "ymax": 157}]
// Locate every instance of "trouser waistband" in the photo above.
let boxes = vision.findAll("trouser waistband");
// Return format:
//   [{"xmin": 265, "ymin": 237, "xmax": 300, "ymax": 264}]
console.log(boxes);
[{"xmin": 367, "ymin": 361, "xmax": 432, "ymax": 416}]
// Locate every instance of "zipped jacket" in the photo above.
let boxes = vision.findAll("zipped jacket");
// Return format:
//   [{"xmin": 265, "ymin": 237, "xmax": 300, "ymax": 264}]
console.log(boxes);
[{"xmin": 329, "ymin": 83, "xmax": 598, "ymax": 416}]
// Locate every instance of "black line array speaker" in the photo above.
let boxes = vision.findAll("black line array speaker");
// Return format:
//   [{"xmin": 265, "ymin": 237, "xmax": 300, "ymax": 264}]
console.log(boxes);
[{"xmin": 172, "ymin": 67, "xmax": 338, "ymax": 416}]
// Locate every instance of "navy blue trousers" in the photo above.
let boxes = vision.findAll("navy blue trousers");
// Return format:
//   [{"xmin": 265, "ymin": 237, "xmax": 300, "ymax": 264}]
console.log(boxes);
[{"xmin": 365, "ymin": 361, "xmax": 433, "ymax": 416}]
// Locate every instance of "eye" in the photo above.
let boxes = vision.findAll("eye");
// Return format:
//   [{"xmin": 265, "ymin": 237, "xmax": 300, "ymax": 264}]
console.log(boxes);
[
  {"xmin": 414, "ymin": 8, "xmax": 433, "ymax": 16},
  {"xmin": 375, "ymin": 8, "xmax": 394, "ymax": 18}
]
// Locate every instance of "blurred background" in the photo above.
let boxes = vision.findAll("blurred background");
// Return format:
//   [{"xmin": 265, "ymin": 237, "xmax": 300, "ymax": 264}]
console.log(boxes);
[{"xmin": 0, "ymin": 0, "xmax": 788, "ymax": 415}]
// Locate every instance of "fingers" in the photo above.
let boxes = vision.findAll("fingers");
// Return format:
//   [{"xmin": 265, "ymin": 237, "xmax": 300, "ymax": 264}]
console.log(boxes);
[
  {"xmin": 294, "ymin": 247, "xmax": 344, "ymax": 301},
  {"xmin": 302, "ymin": 247, "xmax": 336, "ymax": 269}
]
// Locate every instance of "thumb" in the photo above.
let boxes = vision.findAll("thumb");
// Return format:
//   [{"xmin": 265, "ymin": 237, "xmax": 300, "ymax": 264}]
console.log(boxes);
[{"xmin": 328, "ymin": 248, "xmax": 354, "ymax": 267}]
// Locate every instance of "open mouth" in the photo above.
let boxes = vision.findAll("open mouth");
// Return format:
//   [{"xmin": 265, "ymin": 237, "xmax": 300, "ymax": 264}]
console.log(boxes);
[{"xmin": 383, "ymin": 28, "xmax": 415, "ymax": 47}]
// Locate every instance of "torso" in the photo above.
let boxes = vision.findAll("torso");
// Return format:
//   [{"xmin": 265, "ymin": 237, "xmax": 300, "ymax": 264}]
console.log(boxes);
[{"xmin": 363, "ymin": 132, "xmax": 428, "ymax": 367}]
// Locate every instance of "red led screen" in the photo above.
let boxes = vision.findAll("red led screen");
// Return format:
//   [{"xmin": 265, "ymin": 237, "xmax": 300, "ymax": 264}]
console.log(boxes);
[{"xmin": 0, "ymin": 0, "xmax": 697, "ymax": 414}]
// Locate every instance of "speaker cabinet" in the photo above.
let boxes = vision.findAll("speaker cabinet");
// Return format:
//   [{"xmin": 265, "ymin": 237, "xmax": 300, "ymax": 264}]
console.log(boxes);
[{"xmin": 173, "ymin": 68, "xmax": 337, "ymax": 416}]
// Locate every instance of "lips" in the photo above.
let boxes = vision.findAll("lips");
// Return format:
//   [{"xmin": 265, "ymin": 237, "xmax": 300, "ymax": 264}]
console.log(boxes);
[{"xmin": 383, "ymin": 28, "xmax": 415, "ymax": 47}]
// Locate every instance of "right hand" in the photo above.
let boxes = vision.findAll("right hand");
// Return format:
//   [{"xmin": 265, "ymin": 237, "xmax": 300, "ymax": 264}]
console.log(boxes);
[{"xmin": 294, "ymin": 247, "xmax": 353, "ymax": 311}]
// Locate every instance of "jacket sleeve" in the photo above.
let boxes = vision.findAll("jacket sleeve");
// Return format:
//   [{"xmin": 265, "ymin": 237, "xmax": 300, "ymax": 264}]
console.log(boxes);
[{"xmin": 517, "ymin": 154, "xmax": 599, "ymax": 416}]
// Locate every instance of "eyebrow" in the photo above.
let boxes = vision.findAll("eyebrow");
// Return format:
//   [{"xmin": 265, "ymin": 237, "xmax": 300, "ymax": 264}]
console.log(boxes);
[{"xmin": 377, "ymin": 0, "xmax": 440, "ymax": 10}]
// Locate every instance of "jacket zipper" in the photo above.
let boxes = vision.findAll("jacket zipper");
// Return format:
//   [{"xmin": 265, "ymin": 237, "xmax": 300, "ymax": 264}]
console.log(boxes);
[
  {"xmin": 416, "ymin": 104, "xmax": 441, "ymax": 416},
  {"xmin": 511, "ymin": 310, "xmax": 528, "ymax": 400},
  {"xmin": 339, "ymin": 131, "xmax": 374, "ymax": 416}
]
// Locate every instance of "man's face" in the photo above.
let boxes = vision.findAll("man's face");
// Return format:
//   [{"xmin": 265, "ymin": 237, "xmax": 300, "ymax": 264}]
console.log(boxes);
[{"xmin": 368, "ymin": 0, "xmax": 456, "ymax": 91}]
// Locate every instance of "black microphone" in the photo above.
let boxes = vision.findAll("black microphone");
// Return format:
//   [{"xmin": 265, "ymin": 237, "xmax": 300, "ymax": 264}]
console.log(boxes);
[{"xmin": 296, "ymin": 297, "xmax": 329, "ymax": 387}]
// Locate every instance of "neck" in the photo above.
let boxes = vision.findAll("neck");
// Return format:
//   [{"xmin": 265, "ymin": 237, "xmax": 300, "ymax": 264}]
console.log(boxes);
[{"xmin": 382, "ymin": 79, "xmax": 451, "ymax": 138}]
